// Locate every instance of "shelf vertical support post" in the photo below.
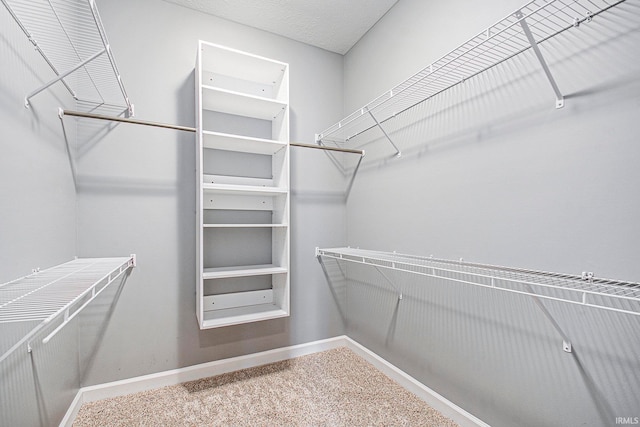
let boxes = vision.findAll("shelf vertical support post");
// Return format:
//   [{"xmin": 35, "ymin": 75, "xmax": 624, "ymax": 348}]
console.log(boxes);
[
  {"xmin": 364, "ymin": 106, "xmax": 401, "ymax": 157},
  {"xmin": 516, "ymin": 10, "xmax": 564, "ymax": 109}
]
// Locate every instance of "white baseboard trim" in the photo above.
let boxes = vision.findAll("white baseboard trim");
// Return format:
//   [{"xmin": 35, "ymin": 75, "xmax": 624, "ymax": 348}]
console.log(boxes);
[
  {"xmin": 60, "ymin": 336, "xmax": 348, "ymax": 426},
  {"xmin": 343, "ymin": 338, "xmax": 490, "ymax": 427},
  {"xmin": 60, "ymin": 335, "xmax": 489, "ymax": 427}
]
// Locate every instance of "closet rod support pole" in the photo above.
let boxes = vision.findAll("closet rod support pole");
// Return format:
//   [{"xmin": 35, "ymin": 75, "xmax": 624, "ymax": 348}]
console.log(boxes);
[
  {"xmin": 516, "ymin": 11, "xmax": 564, "ymax": 109},
  {"xmin": 57, "ymin": 108, "xmax": 78, "ymax": 189},
  {"xmin": 365, "ymin": 107, "xmax": 401, "ymax": 157},
  {"xmin": 25, "ymin": 48, "xmax": 106, "ymax": 108}
]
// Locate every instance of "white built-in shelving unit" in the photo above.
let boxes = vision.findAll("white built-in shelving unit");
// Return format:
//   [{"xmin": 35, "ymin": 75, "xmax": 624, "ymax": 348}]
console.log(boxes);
[
  {"xmin": 195, "ymin": 41, "xmax": 290, "ymax": 328},
  {"xmin": 316, "ymin": 0, "xmax": 626, "ymax": 151},
  {"xmin": 0, "ymin": 256, "xmax": 135, "ymax": 363}
]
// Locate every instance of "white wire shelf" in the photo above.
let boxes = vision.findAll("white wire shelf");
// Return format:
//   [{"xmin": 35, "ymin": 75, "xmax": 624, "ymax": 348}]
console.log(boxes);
[
  {"xmin": 0, "ymin": 256, "xmax": 135, "ymax": 363},
  {"xmin": 316, "ymin": 247, "xmax": 640, "ymax": 317},
  {"xmin": 1, "ymin": 0, "xmax": 133, "ymax": 114},
  {"xmin": 316, "ymin": 0, "xmax": 626, "ymax": 145}
]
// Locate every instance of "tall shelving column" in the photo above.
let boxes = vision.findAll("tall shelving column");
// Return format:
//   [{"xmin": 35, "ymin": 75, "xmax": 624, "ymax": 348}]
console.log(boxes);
[{"xmin": 195, "ymin": 41, "xmax": 290, "ymax": 329}]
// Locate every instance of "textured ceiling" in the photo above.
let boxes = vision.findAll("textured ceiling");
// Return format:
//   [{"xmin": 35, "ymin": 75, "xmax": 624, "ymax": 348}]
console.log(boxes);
[{"xmin": 162, "ymin": 0, "xmax": 398, "ymax": 54}]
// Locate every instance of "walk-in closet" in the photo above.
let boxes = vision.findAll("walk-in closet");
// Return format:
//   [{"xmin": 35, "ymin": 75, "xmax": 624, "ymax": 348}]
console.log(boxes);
[{"xmin": 1, "ymin": 0, "xmax": 639, "ymax": 426}]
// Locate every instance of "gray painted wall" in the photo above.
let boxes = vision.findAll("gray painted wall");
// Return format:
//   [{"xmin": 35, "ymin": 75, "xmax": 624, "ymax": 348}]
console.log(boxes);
[
  {"xmin": 1, "ymin": 0, "xmax": 347, "ymax": 424},
  {"xmin": 1, "ymin": 3, "xmax": 81, "ymax": 426},
  {"xmin": 74, "ymin": 0, "xmax": 347, "ymax": 386},
  {"xmin": 4, "ymin": 0, "xmax": 639, "ymax": 425},
  {"xmin": 0, "ymin": 5, "xmax": 77, "ymax": 284},
  {"xmin": 340, "ymin": 0, "xmax": 640, "ymax": 426}
]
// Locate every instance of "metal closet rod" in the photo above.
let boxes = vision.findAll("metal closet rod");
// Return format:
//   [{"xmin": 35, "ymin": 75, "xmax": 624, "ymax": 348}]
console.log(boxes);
[
  {"xmin": 60, "ymin": 109, "xmax": 364, "ymax": 156},
  {"xmin": 60, "ymin": 109, "xmax": 195, "ymax": 132}
]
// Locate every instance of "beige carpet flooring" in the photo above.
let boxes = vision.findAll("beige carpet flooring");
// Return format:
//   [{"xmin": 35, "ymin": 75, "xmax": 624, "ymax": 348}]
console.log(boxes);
[{"xmin": 73, "ymin": 347, "xmax": 459, "ymax": 426}]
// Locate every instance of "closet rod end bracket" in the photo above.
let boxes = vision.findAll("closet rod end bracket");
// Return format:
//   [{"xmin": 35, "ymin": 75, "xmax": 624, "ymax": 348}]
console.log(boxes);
[
  {"xmin": 130, "ymin": 254, "xmax": 137, "ymax": 268},
  {"xmin": 556, "ymin": 98, "xmax": 564, "ymax": 109},
  {"xmin": 563, "ymin": 340, "xmax": 572, "ymax": 353}
]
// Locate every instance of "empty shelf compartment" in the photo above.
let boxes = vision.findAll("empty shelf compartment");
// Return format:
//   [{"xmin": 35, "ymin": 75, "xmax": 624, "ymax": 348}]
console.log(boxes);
[
  {"xmin": 199, "ymin": 41, "xmax": 288, "ymax": 102},
  {"xmin": 203, "ymin": 209, "xmax": 287, "ymax": 228},
  {"xmin": 202, "ymin": 185, "xmax": 289, "ymax": 215},
  {"xmin": 203, "ymin": 131, "xmax": 287, "ymax": 155},
  {"xmin": 201, "ymin": 86, "xmax": 287, "ymax": 121},
  {"xmin": 204, "ymin": 289, "xmax": 273, "ymax": 311}
]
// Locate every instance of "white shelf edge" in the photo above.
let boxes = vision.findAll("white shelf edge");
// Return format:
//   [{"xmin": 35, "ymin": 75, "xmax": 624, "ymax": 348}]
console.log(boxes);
[
  {"xmin": 203, "ymin": 224, "xmax": 288, "ymax": 228},
  {"xmin": 202, "ymin": 84, "xmax": 284, "ymax": 104},
  {"xmin": 202, "ymin": 183, "xmax": 288, "ymax": 195},
  {"xmin": 203, "ymin": 264, "xmax": 288, "ymax": 280},
  {"xmin": 203, "ymin": 130, "xmax": 287, "ymax": 155},
  {"xmin": 201, "ymin": 304, "xmax": 289, "ymax": 328}
]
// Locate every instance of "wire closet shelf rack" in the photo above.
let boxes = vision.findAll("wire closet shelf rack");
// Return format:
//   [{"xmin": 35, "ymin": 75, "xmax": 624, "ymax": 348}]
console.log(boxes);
[
  {"xmin": 1, "ymin": 0, "xmax": 133, "ymax": 115},
  {"xmin": 316, "ymin": 247, "xmax": 640, "ymax": 317},
  {"xmin": 0, "ymin": 256, "xmax": 135, "ymax": 364},
  {"xmin": 316, "ymin": 0, "xmax": 627, "ymax": 147}
]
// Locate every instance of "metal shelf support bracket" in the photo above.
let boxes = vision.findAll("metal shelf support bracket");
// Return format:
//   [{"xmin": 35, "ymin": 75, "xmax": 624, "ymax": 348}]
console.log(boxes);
[
  {"xmin": 25, "ymin": 48, "xmax": 106, "ymax": 108},
  {"xmin": 373, "ymin": 265, "xmax": 403, "ymax": 301},
  {"xmin": 516, "ymin": 10, "xmax": 565, "ymax": 109},
  {"xmin": 364, "ymin": 106, "xmax": 402, "ymax": 157}
]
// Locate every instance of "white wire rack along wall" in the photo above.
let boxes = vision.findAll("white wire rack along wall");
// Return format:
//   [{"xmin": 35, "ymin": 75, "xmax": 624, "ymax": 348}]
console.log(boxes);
[
  {"xmin": 1, "ymin": 0, "xmax": 133, "ymax": 115},
  {"xmin": 317, "ymin": 247, "xmax": 640, "ymax": 317},
  {"xmin": 0, "ymin": 256, "xmax": 135, "ymax": 364},
  {"xmin": 316, "ymin": 0, "xmax": 627, "ymax": 150}
]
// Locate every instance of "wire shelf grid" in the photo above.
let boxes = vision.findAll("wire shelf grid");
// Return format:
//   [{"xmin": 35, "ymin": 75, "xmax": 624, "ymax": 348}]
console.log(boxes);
[
  {"xmin": 0, "ymin": 256, "xmax": 134, "ymax": 363},
  {"xmin": 1, "ymin": 0, "xmax": 132, "ymax": 114},
  {"xmin": 316, "ymin": 0, "xmax": 626, "ymax": 144},
  {"xmin": 317, "ymin": 247, "xmax": 640, "ymax": 316}
]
